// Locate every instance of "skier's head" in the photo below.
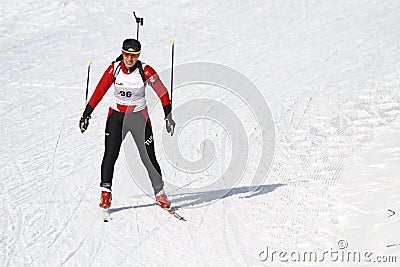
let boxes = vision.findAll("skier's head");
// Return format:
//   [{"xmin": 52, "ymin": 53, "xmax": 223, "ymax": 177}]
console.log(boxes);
[
  {"xmin": 122, "ymin": 39, "xmax": 141, "ymax": 54},
  {"xmin": 121, "ymin": 39, "xmax": 141, "ymax": 69}
]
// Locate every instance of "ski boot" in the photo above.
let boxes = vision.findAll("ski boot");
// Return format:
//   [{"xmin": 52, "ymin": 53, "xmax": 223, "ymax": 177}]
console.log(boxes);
[
  {"xmin": 100, "ymin": 190, "xmax": 112, "ymax": 222},
  {"xmin": 100, "ymin": 191, "xmax": 111, "ymax": 208},
  {"xmin": 156, "ymin": 189, "xmax": 171, "ymax": 210}
]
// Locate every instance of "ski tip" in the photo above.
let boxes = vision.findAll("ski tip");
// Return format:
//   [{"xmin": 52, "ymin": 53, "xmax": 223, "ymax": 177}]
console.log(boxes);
[
  {"xmin": 88, "ymin": 59, "xmax": 92, "ymax": 65},
  {"xmin": 102, "ymin": 207, "xmax": 111, "ymax": 222},
  {"xmin": 170, "ymin": 38, "xmax": 175, "ymax": 44}
]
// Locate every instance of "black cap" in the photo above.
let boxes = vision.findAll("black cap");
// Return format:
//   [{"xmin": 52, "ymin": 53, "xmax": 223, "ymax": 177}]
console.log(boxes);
[{"xmin": 122, "ymin": 39, "xmax": 141, "ymax": 54}]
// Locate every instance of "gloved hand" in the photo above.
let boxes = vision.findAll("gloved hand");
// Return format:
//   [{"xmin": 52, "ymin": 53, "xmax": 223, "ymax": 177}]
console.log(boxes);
[
  {"xmin": 80, "ymin": 104, "xmax": 94, "ymax": 134},
  {"xmin": 79, "ymin": 116, "xmax": 90, "ymax": 133},
  {"xmin": 165, "ymin": 114, "xmax": 176, "ymax": 136}
]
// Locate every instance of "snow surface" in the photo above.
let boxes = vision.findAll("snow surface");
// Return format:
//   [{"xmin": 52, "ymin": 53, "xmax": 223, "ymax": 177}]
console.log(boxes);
[{"xmin": 1, "ymin": 0, "xmax": 400, "ymax": 266}]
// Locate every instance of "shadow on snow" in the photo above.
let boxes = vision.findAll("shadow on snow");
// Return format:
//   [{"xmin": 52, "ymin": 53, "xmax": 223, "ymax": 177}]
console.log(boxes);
[{"xmin": 110, "ymin": 183, "xmax": 285, "ymax": 213}]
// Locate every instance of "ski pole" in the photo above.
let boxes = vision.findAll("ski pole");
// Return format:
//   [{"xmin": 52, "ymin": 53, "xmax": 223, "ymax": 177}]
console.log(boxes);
[
  {"xmin": 133, "ymin": 11, "xmax": 144, "ymax": 40},
  {"xmin": 170, "ymin": 39, "xmax": 175, "ymax": 108},
  {"xmin": 85, "ymin": 59, "xmax": 92, "ymax": 106}
]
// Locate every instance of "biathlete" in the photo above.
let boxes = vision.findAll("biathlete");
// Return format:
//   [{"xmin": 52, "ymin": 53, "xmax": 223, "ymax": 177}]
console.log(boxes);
[{"xmin": 80, "ymin": 39, "xmax": 175, "ymax": 210}]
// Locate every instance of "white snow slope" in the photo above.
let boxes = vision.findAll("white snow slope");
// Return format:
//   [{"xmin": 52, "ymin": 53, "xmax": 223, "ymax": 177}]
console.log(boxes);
[{"xmin": 1, "ymin": 0, "xmax": 400, "ymax": 266}]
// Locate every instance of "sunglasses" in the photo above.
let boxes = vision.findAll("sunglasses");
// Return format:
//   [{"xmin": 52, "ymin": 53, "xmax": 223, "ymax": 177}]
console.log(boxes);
[{"xmin": 122, "ymin": 51, "xmax": 140, "ymax": 58}]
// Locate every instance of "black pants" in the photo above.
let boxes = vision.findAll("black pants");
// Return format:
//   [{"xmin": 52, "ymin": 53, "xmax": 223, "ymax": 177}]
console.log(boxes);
[{"xmin": 101, "ymin": 109, "xmax": 163, "ymax": 195}]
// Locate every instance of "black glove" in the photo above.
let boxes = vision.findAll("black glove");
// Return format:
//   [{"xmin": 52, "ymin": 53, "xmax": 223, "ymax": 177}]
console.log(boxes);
[
  {"xmin": 80, "ymin": 104, "xmax": 94, "ymax": 133},
  {"xmin": 79, "ymin": 116, "xmax": 90, "ymax": 133},
  {"xmin": 165, "ymin": 114, "xmax": 176, "ymax": 136}
]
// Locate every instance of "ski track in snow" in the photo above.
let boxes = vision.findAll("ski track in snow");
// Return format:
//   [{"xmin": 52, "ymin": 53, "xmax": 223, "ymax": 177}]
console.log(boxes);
[{"xmin": 1, "ymin": 0, "xmax": 400, "ymax": 266}]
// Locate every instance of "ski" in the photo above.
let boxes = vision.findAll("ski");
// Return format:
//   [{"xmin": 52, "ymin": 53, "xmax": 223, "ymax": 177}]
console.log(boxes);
[
  {"xmin": 102, "ymin": 207, "xmax": 111, "ymax": 222},
  {"xmin": 101, "ymin": 205, "xmax": 185, "ymax": 222},
  {"xmin": 165, "ymin": 207, "xmax": 186, "ymax": 221}
]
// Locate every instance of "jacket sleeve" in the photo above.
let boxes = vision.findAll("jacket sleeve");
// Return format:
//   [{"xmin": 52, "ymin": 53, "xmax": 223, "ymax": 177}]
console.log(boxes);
[
  {"xmin": 143, "ymin": 64, "xmax": 172, "ymax": 118},
  {"xmin": 83, "ymin": 64, "xmax": 115, "ymax": 118}
]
